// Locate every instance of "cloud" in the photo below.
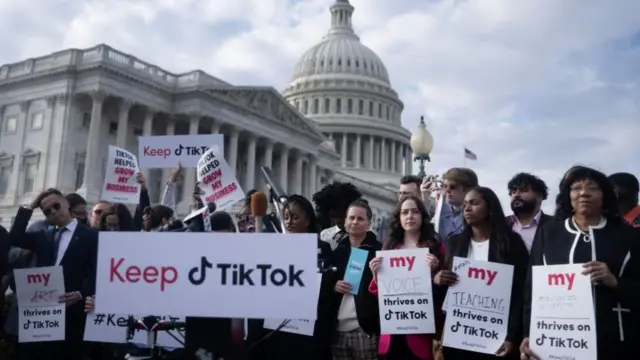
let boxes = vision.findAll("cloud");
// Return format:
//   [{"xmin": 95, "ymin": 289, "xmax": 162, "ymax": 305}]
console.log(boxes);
[{"xmin": 1, "ymin": 0, "xmax": 639, "ymax": 214}]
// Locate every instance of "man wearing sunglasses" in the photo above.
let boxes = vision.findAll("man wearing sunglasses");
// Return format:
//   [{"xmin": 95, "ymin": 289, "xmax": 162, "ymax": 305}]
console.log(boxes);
[{"xmin": 7, "ymin": 188, "xmax": 98, "ymax": 360}]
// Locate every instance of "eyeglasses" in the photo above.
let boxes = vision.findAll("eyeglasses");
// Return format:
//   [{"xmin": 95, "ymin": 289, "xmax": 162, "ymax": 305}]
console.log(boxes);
[
  {"xmin": 42, "ymin": 202, "xmax": 61, "ymax": 216},
  {"xmin": 93, "ymin": 209, "xmax": 104, "ymax": 217}
]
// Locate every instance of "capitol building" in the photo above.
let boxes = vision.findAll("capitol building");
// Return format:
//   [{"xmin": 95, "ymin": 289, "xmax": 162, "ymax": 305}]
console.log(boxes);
[{"xmin": 0, "ymin": 0, "xmax": 411, "ymax": 230}]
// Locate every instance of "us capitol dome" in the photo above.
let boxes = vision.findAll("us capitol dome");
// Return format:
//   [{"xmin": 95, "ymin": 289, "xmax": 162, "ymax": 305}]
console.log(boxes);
[{"xmin": 283, "ymin": 0, "xmax": 413, "ymax": 188}]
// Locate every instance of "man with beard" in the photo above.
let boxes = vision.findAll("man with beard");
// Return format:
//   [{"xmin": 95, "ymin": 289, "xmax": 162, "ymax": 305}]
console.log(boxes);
[
  {"xmin": 608, "ymin": 172, "xmax": 640, "ymax": 228},
  {"xmin": 506, "ymin": 172, "xmax": 552, "ymax": 251}
]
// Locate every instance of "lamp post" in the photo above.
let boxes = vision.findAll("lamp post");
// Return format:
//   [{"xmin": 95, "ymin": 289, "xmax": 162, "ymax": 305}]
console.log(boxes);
[{"xmin": 410, "ymin": 115, "xmax": 434, "ymax": 178}]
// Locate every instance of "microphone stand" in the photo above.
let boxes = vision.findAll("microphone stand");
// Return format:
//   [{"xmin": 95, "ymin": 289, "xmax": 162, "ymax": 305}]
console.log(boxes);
[{"xmin": 267, "ymin": 184, "xmax": 287, "ymax": 234}]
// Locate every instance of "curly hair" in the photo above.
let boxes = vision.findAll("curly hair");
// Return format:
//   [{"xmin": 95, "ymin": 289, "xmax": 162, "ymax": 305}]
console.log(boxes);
[
  {"xmin": 384, "ymin": 195, "xmax": 441, "ymax": 259},
  {"xmin": 312, "ymin": 182, "xmax": 362, "ymax": 229},
  {"xmin": 555, "ymin": 166, "xmax": 620, "ymax": 221},
  {"xmin": 507, "ymin": 172, "xmax": 549, "ymax": 200},
  {"xmin": 285, "ymin": 194, "xmax": 319, "ymax": 233}
]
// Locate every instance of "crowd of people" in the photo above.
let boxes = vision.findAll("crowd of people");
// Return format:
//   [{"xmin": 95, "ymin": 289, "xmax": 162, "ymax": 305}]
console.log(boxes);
[{"xmin": 0, "ymin": 164, "xmax": 638, "ymax": 360}]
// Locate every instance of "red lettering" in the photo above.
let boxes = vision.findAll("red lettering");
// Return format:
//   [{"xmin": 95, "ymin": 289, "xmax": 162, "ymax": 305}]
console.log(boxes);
[
  {"xmin": 110, "ymin": 258, "xmax": 178, "ymax": 292},
  {"xmin": 467, "ymin": 267, "xmax": 497, "ymax": 285},
  {"xmin": 26, "ymin": 273, "xmax": 51, "ymax": 286},
  {"xmin": 547, "ymin": 273, "xmax": 575, "ymax": 290},
  {"xmin": 204, "ymin": 182, "xmax": 238, "ymax": 203},
  {"xmin": 389, "ymin": 256, "xmax": 416, "ymax": 271},
  {"xmin": 106, "ymin": 183, "xmax": 138, "ymax": 193},
  {"xmin": 202, "ymin": 169, "xmax": 223, "ymax": 184},
  {"xmin": 210, "ymin": 179, "xmax": 222, "ymax": 191},
  {"xmin": 114, "ymin": 167, "xmax": 135, "ymax": 176},
  {"xmin": 117, "ymin": 176, "xmax": 130, "ymax": 184},
  {"xmin": 143, "ymin": 146, "xmax": 171, "ymax": 158}
]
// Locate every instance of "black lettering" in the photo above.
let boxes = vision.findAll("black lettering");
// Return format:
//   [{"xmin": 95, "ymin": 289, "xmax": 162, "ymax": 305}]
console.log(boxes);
[{"xmin": 189, "ymin": 256, "xmax": 213, "ymax": 285}]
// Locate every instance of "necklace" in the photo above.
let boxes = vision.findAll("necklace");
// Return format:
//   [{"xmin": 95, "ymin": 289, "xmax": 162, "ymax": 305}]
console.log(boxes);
[{"xmin": 571, "ymin": 218, "xmax": 593, "ymax": 243}]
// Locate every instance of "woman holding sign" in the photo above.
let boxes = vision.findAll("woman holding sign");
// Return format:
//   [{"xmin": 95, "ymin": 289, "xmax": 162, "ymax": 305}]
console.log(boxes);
[
  {"xmin": 435, "ymin": 187, "xmax": 529, "ymax": 359},
  {"xmin": 520, "ymin": 166, "xmax": 640, "ymax": 359},
  {"xmin": 324, "ymin": 199, "xmax": 381, "ymax": 360},
  {"xmin": 368, "ymin": 195, "xmax": 443, "ymax": 360}
]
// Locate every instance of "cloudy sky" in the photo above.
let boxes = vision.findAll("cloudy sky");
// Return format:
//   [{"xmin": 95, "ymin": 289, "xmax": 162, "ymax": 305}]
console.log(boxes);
[{"xmin": 1, "ymin": 0, "xmax": 639, "ymax": 213}]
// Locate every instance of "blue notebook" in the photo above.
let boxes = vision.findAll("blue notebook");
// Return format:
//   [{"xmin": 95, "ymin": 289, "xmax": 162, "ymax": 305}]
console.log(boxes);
[{"xmin": 343, "ymin": 248, "xmax": 369, "ymax": 295}]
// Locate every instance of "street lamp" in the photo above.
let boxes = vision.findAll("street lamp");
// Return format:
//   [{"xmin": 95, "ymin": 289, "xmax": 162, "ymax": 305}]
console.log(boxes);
[{"xmin": 410, "ymin": 115, "xmax": 434, "ymax": 178}]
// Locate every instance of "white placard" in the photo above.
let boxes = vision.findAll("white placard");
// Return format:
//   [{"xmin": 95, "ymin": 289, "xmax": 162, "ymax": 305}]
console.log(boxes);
[
  {"xmin": 263, "ymin": 273, "xmax": 322, "ymax": 336},
  {"xmin": 376, "ymin": 248, "xmax": 435, "ymax": 334},
  {"xmin": 95, "ymin": 232, "xmax": 318, "ymax": 320},
  {"xmin": 101, "ymin": 145, "xmax": 141, "ymax": 204},
  {"xmin": 84, "ymin": 310, "xmax": 184, "ymax": 347},
  {"xmin": 138, "ymin": 135, "xmax": 224, "ymax": 168},
  {"xmin": 442, "ymin": 257, "xmax": 514, "ymax": 354},
  {"xmin": 529, "ymin": 264, "xmax": 597, "ymax": 360},
  {"xmin": 14, "ymin": 266, "xmax": 66, "ymax": 342},
  {"xmin": 197, "ymin": 145, "xmax": 244, "ymax": 211}
]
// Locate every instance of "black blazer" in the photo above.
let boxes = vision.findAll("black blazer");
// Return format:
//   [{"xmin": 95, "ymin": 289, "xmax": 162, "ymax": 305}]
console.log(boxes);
[
  {"xmin": 8, "ymin": 206, "xmax": 98, "ymax": 335},
  {"xmin": 444, "ymin": 231, "xmax": 530, "ymax": 344}
]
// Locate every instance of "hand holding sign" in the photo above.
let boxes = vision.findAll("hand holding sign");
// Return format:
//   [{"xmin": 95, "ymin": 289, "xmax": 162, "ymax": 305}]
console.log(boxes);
[
  {"xmin": 582, "ymin": 261, "xmax": 617, "ymax": 287},
  {"xmin": 369, "ymin": 256, "xmax": 382, "ymax": 276},
  {"xmin": 334, "ymin": 280, "xmax": 353, "ymax": 294},
  {"xmin": 434, "ymin": 270, "xmax": 458, "ymax": 286}
]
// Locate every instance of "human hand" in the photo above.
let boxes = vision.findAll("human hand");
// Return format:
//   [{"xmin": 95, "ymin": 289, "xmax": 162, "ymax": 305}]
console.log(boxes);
[
  {"xmin": 170, "ymin": 163, "xmax": 183, "ymax": 184},
  {"xmin": 519, "ymin": 338, "xmax": 539, "ymax": 360},
  {"xmin": 334, "ymin": 280, "xmax": 353, "ymax": 295},
  {"xmin": 84, "ymin": 296, "xmax": 95, "ymax": 313},
  {"xmin": 495, "ymin": 340, "xmax": 514, "ymax": 356},
  {"xmin": 369, "ymin": 257, "xmax": 382, "ymax": 276},
  {"xmin": 59, "ymin": 291, "xmax": 82, "ymax": 307},
  {"xmin": 434, "ymin": 270, "xmax": 458, "ymax": 286},
  {"xmin": 582, "ymin": 261, "xmax": 617, "ymax": 288},
  {"xmin": 136, "ymin": 172, "xmax": 146, "ymax": 189},
  {"xmin": 426, "ymin": 253, "xmax": 439, "ymax": 270}
]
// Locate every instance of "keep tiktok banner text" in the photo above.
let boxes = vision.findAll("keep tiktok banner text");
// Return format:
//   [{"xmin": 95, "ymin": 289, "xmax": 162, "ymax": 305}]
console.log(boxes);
[
  {"xmin": 95, "ymin": 232, "xmax": 318, "ymax": 319},
  {"xmin": 376, "ymin": 248, "xmax": 435, "ymax": 334}
]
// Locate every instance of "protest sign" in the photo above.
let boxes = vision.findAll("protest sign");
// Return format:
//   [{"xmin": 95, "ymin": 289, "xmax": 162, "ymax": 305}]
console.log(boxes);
[
  {"xmin": 84, "ymin": 310, "xmax": 184, "ymax": 348},
  {"xmin": 102, "ymin": 145, "xmax": 141, "ymax": 204},
  {"xmin": 197, "ymin": 145, "xmax": 244, "ymax": 211},
  {"xmin": 376, "ymin": 248, "xmax": 435, "ymax": 334},
  {"xmin": 529, "ymin": 264, "xmax": 597, "ymax": 360},
  {"xmin": 263, "ymin": 273, "xmax": 323, "ymax": 336},
  {"xmin": 343, "ymin": 248, "xmax": 368, "ymax": 295},
  {"xmin": 138, "ymin": 134, "xmax": 224, "ymax": 168},
  {"xmin": 442, "ymin": 257, "xmax": 514, "ymax": 354},
  {"xmin": 95, "ymin": 232, "xmax": 318, "ymax": 320},
  {"xmin": 14, "ymin": 266, "xmax": 66, "ymax": 342}
]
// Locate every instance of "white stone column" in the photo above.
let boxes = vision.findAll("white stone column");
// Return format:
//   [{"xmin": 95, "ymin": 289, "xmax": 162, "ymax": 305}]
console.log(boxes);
[
  {"xmin": 341, "ymin": 133, "xmax": 347, "ymax": 167},
  {"xmin": 182, "ymin": 115, "xmax": 200, "ymax": 206},
  {"xmin": 405, "ymin": 145, "xmax": 412, "ymax": 175},
  {"xmin": 116, "ymin": 99, "xmax": 132, "ymax": 148},
  {"xmin": 161, "ymin": 119, "xmax": 176, "ymax": 185},
  {"xmin": 293, "ymin": 152, "xmax": 303, "ymax": 195},
  {"xmin": 279, "ymin": 146, "xmax": 289, "ymax": 193},
  {"xmin": 367, "ymin": 135, "xmax": 374, "ymax": 170},
  {"xmin": 245, "ymin": 135, "xmax": 257, "ymax": 190},
  {"xmin": 33, "ymin": 97, "xmax": 55, "ymax": 194},
  {"xmin": 140, "ymin": 108, "xmax": 155, "ymax": 189},
  {"xmin": 381, "ymin": 138, "xmax": 387, "ymax": 172},
  {"xmin": 308, "ymin": 157, "xmax": 317, "ymax": 198},
  {"xmin": 79, "ymin": 91, "xmax": 105, "ymax": 198},
  {"xmin": 391, "ymin": 140, "xmax": 396, "ymax": 173},
  {"xmin": 260, "ymin": 140, "xmax": 274, "ymax": 190},
  {"xmin": 355, "ymin": 134, "xmax": 361, "ymax": 168},
  {"xmin": 211, "ymin": 121, "xmax": 221, "ymax": 135},
  {"xmin": 396, "ymin": 142, "xmax": 402, "ymax": 173},
  {"xmin": 228, "ymin": 128, "xmax": 239, "ymax": 173}
]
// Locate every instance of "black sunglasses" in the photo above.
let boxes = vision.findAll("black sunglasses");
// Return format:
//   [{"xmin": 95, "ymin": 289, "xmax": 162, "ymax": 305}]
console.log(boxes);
[{"xmin": 42, "ymin": 202, "xmax": 61, "ymax": 216}]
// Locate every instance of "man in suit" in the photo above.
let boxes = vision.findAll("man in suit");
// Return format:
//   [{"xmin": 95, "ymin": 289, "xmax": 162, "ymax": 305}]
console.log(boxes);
[
  {"xmin": 8, "ymin": 188, "xmax": 98, "ymax": 360},
  {"xmin": 505, "ymin": 172, "xmax": 552, "ymax": 252}
]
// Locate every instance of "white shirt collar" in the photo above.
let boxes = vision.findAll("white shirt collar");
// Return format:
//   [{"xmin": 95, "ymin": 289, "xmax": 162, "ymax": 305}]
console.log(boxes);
[{"xmin": 60, "ymin": 219, "xmax": 78, "ymax": 233}]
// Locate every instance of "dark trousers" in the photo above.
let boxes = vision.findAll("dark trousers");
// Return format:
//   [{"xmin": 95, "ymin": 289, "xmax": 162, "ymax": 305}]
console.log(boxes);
[{"xmin": 16, "ymin": 339, "xmax": 84, "ymax": 360}]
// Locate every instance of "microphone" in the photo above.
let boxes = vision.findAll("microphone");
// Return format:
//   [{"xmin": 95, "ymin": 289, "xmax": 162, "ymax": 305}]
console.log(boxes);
[
  {"xmin": 251, "ymin": 191, "xmax": 269, "ymax": 233},
  {"xmin": 320, "ymin": 266, "xmax": 337, "ymax": 273}
]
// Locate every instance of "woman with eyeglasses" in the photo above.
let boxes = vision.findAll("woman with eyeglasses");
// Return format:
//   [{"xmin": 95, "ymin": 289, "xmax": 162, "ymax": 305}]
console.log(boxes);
[{"xmin": 520, "ymin": 166, "xmax": 640, "ymax": 359}]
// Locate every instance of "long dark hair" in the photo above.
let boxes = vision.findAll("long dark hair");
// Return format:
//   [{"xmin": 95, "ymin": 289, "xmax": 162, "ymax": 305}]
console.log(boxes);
[
  {"xmin": 445, "ymin": 187, "xmax": 512, "ymax": 267},
  {"xmin": 384, "ymin": 195, "xmax": 440, "ymax": 258},
  {"xmin": 100, "ymin": 203, "xmax": 134, "ymax": 231},
  {"xmin": 285, "ymin": 195, "xmax": 319, "ymax": 234},
  {"xmin": 555, "ymin": 166, "xmax": 620, "ymax": 221}
]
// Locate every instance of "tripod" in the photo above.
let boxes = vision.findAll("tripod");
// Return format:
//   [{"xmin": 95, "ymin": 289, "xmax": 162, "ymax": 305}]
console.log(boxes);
[{"xmin": 124, "ymin": 316, "xmax": 186, "ymax": 360}]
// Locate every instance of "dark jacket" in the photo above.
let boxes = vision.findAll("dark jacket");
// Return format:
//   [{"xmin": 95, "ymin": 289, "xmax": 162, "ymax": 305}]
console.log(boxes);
[
  {"xmin": 323, "ymin": 231, "xmax": 381, "ymax": 336},
  {"xmin": 444, "ymin": 230, "xmax": 530, "ymax": 344},
  {"xmin": 245, "ymin": 239, "xmax": 334, "ymax": 360},
  {"xmin": 505, "ymin": 212, "xmax": 553, "ymax": 238}
]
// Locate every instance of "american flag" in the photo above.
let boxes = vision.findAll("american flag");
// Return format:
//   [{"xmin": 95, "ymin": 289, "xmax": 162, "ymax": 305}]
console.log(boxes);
[{"xmin": 464, "ymin": 148, "xmax": 478, "ymax": 160}]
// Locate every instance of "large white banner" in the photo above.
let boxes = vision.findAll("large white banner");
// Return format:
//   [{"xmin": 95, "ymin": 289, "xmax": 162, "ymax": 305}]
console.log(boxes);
[
  {"xmin": 376, "ymin": 248, "xmax": 435, "ymax": 334},
  {"xmin": 84, "ymin": 311, "xmax": 184, "ymax": 347},
  {"xmin": 530, "ymin": 264, "xmax": 597, "ymax": 360},
  {"xmin": 95, "ymin": 232, "xmax": 318, "ymax": 319},
  {"xmin": 442, "ymin": 257, "xmax": 514, "ymax": 354},
  {"xmin": 138, "ymin": 134, "xmax": 224, "ymax": 168}
]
